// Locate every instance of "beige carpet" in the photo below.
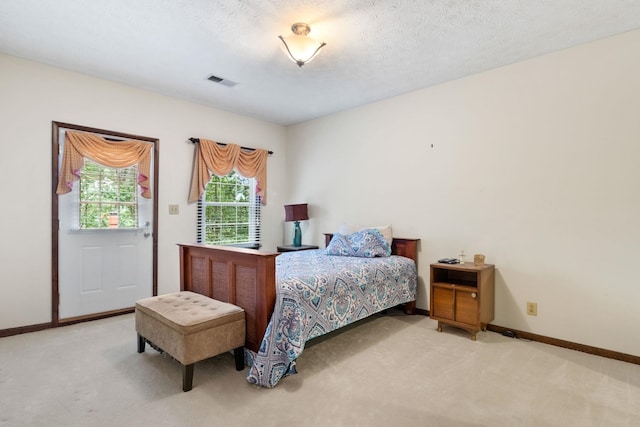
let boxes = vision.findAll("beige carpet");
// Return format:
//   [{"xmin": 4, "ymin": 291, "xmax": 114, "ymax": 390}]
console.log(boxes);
[{"xmin": 1, "ymin": 311, "xmax": 639, "ymax": 427}]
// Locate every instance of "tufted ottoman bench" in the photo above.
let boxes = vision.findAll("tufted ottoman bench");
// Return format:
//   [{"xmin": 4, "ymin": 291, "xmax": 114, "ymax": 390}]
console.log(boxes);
[{"xmin": 135, "ymin": 291, "xmax": 245, "ymax": 392}]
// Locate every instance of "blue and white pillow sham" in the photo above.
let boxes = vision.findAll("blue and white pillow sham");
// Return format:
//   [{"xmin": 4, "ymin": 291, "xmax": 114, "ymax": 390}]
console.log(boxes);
[{"xmin": 325, "ymin": 229, "xmax": 391, "ymax": 258}]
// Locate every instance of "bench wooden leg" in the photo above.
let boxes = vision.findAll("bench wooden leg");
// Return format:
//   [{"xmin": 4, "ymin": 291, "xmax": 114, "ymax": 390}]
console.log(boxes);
[
  {"xmin": 137, "ymin": 334, "xmax": 145, "ymax": 353},
  {"xmin": 183, "ymin": 363, "xmax": 194, "ymax": 392},
  {"xmin": 234, "ymin": 346, "xmax": 244, "ymax": 371}
]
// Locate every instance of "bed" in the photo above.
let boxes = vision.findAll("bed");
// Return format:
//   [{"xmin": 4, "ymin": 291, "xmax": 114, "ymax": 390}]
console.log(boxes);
[{"xmin": 178, "ymin": 230, "xmax": 418, "ymax": 387}]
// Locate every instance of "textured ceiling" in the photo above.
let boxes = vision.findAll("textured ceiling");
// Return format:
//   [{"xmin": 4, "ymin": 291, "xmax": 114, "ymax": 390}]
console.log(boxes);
[{"xmin": 1, "ymin": 1, "xmax": 640, "ymax": 126}]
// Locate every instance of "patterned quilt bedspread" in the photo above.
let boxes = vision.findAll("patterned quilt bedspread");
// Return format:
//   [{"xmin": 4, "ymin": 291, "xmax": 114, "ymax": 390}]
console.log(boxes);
[{"xmin": 246, "ymin": 249, "xmax": 417, "ymax": 388}]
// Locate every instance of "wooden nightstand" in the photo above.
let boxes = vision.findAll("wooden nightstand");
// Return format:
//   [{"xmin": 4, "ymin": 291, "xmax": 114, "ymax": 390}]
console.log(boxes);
[
  {"xmin": 277, "ymin": 244, "xmax": 319, "ymax": 253},
  {"xmin": 430, "ymin": 262, "xmax": 495, "ymax": 341}
]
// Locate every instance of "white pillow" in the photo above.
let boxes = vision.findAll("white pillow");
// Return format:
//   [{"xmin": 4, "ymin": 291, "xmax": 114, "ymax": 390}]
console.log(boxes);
[{"xmin": 337, "ymin": 224, "xmax": 355, "ymax": 235}]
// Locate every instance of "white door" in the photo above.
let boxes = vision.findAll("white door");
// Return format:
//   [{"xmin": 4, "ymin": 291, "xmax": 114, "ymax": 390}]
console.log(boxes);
[{"xmin": 57, "ymin": 128, "xmax": 154, "ymax": 319}]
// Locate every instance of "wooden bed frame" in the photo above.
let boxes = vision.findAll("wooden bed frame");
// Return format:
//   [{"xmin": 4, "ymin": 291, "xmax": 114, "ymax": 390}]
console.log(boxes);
[{"xmin": 179, "ymin": 236, "xmax": 419, "ymax": 353}]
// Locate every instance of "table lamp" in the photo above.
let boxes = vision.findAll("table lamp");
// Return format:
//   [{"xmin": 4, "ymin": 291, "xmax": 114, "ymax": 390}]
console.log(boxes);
[{"xmin": 284, "ymin": 203, "xmax": 308, "ymax": 247}]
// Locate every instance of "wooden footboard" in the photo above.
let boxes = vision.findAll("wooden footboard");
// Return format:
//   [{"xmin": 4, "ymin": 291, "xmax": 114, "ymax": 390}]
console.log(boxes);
[{"xmin": 178, "ymin": 244, "xmax": 278, "ymax": 353}]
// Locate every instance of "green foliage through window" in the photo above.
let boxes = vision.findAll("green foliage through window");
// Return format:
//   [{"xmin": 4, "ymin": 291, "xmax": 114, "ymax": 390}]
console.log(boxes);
[
  {"xmin": 79, "ymin": 160, "xmax": 139, "ymax": 229},
  {"xmin": 198, "ymin": 171, "xmax": 261, "ymax": 248}
]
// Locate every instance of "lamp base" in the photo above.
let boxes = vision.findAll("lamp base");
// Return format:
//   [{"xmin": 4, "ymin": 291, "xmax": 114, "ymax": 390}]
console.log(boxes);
[{"xmin": 292, "ymin": 221, "xmax": 302, "ymax": 247}]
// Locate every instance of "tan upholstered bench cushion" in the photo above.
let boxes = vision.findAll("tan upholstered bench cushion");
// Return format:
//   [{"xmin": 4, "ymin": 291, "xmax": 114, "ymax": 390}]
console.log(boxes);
[
  {"xmin": 135, "ymin": 291, "xmax": 244, "ymax": 335},
  {"xmin": 135, "ymin": 291, "xmax": 245, "ymax": 370}
]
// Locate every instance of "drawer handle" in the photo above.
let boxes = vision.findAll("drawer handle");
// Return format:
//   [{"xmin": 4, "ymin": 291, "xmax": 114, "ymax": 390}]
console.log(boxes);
[{"xmin": 471, "ymin": 292, "xmax": 477, "ymax": 298}]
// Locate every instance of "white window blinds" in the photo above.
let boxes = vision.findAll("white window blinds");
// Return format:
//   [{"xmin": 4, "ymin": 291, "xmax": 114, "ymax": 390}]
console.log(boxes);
[{"xmin": 197, "ymin": 170, "xmax": 261, "ymax": 249}]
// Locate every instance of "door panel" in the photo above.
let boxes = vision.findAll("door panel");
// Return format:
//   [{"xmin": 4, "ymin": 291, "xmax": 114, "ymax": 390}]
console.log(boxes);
[
  {"xmin": 59, "ymin": 229, "xmax": 152, "ymax": 318},
  {"xmin": 432, "ymin": 286, "xmax": 454, "ymax": 320},
  {"xmin": 455, "ymin": 291, "xmax": 479, "ymax": 325}
]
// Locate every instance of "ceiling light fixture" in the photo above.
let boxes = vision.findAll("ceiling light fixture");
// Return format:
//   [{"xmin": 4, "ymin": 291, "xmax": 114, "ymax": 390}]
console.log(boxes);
[{"xmin": 278, "ymin": 23, "xmax": 326, "ymax": 67}]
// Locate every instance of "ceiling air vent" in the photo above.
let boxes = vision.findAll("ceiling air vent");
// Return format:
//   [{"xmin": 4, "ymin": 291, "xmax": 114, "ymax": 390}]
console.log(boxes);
[{"xmin": 207, "ymin": 74, "xmax": 237, "ymax": 88}]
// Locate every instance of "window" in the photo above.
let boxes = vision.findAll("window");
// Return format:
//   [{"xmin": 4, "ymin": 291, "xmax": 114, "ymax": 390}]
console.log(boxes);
[
  {"xmin": 78, "ymin": 159, "xmax": 139, "ymax": 229},
  {"xmin": 198, "ymin": 170, "xmax": 261, "ymax": 248}
]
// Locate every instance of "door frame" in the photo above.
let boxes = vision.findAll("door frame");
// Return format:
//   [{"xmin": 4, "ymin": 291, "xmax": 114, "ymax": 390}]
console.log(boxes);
[{"xmin": 51, "ymin": 121, "xmax": 159, "ymax": 326}]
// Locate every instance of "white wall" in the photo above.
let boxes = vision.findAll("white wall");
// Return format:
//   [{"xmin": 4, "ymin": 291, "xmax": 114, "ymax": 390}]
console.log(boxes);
[
  {"xmin": 286, "ymin": 30, "xmax": 640, "ymax": 357},
  {"xmin": 0, "ymin": 54, "xmax": 287, "ymax": 329}
]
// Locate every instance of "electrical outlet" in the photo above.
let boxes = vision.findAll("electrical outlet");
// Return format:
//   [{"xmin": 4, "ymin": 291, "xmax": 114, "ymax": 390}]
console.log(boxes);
[
  {"xmin": 526, "ymin": 302, "xmax": 537, "ymax": 316},
  {"xmin": 168, "ymin": 204, "xmax": 179, "ymax": 215}
]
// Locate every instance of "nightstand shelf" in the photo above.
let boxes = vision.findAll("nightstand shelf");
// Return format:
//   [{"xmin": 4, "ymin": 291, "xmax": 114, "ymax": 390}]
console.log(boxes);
[{"xmin": 430, "ymin": 262, "xmax": 495, "ymax": 341}]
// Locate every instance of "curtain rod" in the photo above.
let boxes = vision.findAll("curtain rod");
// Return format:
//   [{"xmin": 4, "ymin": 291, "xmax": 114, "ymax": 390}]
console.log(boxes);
[{"xmin": 189, "ymin": 138, "xmax": 273, "ymax": 155}]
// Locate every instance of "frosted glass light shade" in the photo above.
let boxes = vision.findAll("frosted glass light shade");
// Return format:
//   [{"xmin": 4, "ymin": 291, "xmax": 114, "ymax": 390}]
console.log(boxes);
[{"xmin": 279, "ymin": 23, "xmax": 326, "ymax": 67}]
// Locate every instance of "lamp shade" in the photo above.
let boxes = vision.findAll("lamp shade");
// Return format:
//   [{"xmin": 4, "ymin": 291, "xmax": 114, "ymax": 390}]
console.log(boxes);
[{"xmin": 284, "ymin": 203, "xmax": 309, "ymax": 222}]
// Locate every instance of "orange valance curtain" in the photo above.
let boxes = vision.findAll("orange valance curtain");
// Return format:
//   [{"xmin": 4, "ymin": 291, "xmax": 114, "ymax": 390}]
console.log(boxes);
[
  {"xmin": 188, "ymin": 139, "xmax": 268, "ymax": 204},
  {"xmin": 56, "ymin": 131, "xmax": 153, "ymax": 198}
]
